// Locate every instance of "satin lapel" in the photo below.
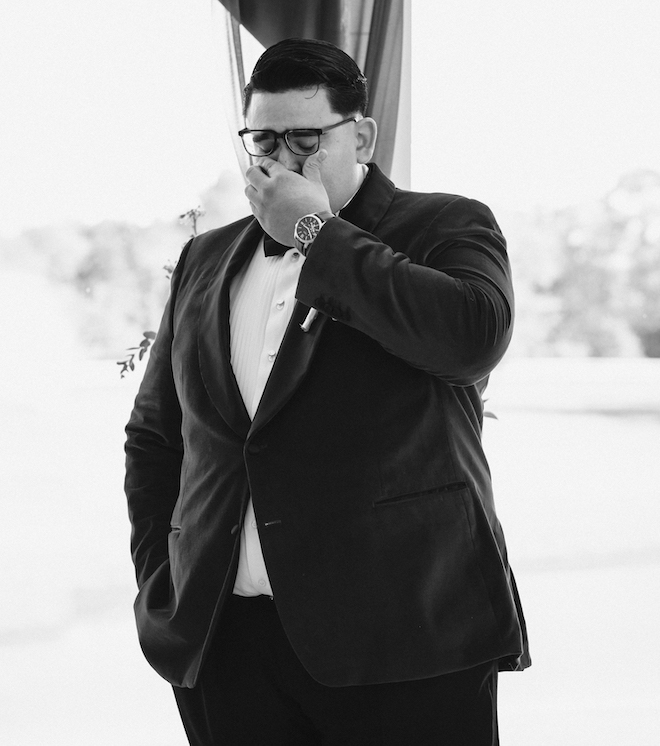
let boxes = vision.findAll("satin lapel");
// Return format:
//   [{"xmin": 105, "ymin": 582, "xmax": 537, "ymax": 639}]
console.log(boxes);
[
  {"xmin": 198, "ymin": 220, "xmax": 263, "ymax": 439},
  {"xmin": 249, "ymin": 300, "xmax": 329, "ymax": 436}
]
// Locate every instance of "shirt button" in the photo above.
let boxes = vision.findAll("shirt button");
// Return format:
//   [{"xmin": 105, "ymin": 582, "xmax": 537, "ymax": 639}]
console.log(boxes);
[
  {"xmin": 258, "ymin": 579, "xmax": 267, "ymax": 587},
  {"xmin": 275, "ymin": 300, "xmax": 285, "ymax": 310},
  {"xmin": 267, "ymin": 350, "xmax": 276, "ymax": 362},
  {"xmin": 251, "ymin": 520, "xmax": 257, "ymax": 528}
]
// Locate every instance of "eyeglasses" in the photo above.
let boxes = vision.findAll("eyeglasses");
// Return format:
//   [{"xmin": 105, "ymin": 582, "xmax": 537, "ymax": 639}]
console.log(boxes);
[{"xmin": 238, "ymin": 117, "xmax": 356, "ymax": 157}]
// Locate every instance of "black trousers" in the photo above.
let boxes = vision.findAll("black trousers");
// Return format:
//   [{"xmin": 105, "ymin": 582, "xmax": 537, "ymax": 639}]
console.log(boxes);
[{"xmin": 173, "ymin": 595, "xmax": 499, "ymax": 746}]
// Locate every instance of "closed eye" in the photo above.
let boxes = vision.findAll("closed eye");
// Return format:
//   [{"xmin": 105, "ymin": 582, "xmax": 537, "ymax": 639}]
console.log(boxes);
[{"xmin": 288, "ymin": 130, "xmax": 319, "ymax": 154}]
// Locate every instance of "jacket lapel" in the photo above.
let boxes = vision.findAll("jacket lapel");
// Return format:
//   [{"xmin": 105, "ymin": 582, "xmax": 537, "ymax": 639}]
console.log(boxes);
[
  {"xmin": 249, "ymin": 300, "xmax": 329, "ymax": 436},
  {"xmin": 198, "ymin": 220, "xmax": 262, "ymax": 439}
]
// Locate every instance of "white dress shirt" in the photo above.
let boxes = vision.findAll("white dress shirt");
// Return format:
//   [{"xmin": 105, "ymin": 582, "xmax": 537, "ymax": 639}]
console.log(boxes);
[{"xmin": 230, "ymin": 240, "xmax": 305, "ymax": 596}]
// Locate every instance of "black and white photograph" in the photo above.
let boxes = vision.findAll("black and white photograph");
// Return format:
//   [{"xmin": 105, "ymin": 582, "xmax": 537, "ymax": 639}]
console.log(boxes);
[{"xmin": 1, "ymin": 1, "xmax": 658, "ymax": 744}]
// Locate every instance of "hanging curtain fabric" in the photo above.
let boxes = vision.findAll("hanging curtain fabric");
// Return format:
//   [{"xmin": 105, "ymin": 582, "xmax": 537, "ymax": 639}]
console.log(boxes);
[{"xmin": 216, "ymin": 0, "xmax": 407, "ymax": 181}]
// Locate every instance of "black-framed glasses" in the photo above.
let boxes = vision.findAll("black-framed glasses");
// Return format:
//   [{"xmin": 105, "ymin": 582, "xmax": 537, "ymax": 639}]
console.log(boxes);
[{"xmin": 238, "ymin": 117, "xmax": 356, "ymax": 157}]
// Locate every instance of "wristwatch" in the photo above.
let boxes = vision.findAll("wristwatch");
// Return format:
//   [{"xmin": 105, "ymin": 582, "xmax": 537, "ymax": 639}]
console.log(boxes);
[{"xmin": 293, "ymin": 211, "xmax": 335, "ymax": 255}]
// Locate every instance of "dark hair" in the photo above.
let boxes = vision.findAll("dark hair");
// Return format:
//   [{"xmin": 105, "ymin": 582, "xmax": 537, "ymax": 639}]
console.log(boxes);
[{"xmin": 243, "ymin": 38, "xmax": 368, "ymax": 118}]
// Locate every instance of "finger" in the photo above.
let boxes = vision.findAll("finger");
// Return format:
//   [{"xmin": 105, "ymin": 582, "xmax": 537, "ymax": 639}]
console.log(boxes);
[
  {"xmin": 246, "ymin": 155, "xmax": 277, "ymax": 183},
  {"xmin": 302, "ymin": 149, "xmax": 328, "ymax": 182},
  {"xmin": 249, "ymin": 156, "xmax": 281, "ymax": 181},
  {"xmin": 245, "ymin": 164, "xmax": 268, "ymax": 187},
  {"xmin": 244, "ymin": 190, "xmax": 259, "ymax": 217},
  {"xmin": 255, "ymin": 156, "xmax": 277, "ymax": 174},
  {"xmin": 244, "ymin": 183, "xmax": 260, "ymax": 208}
]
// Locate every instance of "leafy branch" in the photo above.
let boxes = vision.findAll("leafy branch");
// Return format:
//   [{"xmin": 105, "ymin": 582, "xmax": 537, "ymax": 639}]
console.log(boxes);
[
  {"xmin": 117, "ymin": 206, "xmax": 204, "ymax": 376},
  {"xmin": 178, "ymin": 206, "xmax": 204, "ymax": 237},
  {"xmin": 117, "ymin": 331, "xmax": 157, "ymax": 378}
]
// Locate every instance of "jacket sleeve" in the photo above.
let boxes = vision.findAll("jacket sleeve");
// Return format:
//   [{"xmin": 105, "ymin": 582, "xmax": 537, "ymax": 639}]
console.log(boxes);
[
  {"xmin": 124, "ymin": 239, "xmax": 192, "ymax": 588},
  {"xmin": 296, "ymin": 196, "xmax": 514, "ymax": 386}
]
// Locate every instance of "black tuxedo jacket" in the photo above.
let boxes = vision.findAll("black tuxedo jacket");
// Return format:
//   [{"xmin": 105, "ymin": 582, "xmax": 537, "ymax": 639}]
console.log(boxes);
[{"xmin": 125, "ymin": 164, "xmax": 530, "ymax": 689}]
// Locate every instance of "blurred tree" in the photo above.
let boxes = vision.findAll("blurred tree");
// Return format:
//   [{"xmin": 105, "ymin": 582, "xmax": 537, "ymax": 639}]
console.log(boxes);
[
  {"xmin": 530, "ymin": 169, "xmax": 659, "ymax": 357},
  {"xmin": 546, "ymin": 202, "xmax": 641, "ymax": 356},
  {"xmin": 2, "ymin": 169, "xmax": 658, "ymax": 359},
  {"xmin": 607, "ymin": 170, "xmax": 660, "ymax": 357}
]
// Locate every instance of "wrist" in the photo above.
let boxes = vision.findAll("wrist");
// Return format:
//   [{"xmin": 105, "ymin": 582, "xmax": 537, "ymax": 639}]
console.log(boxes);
[{"xmin": 293, "ymin": 211, "xmax": 335, "ymax": 255}]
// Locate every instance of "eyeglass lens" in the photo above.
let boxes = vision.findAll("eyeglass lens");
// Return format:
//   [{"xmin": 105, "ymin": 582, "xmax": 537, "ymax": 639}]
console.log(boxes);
[{"xmin": 242, "ymin": 130, "xmax": 320, "ymax": 157}]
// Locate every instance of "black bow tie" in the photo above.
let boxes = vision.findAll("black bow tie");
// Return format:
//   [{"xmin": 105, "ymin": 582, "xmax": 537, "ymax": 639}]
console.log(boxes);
[{"xmin": 263, "ymin": 235, "xmax": 292, "ymax": 257}]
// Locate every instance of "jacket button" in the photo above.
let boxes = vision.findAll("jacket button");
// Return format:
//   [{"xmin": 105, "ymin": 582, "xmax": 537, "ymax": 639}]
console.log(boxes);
[
  {"xmin": 230, "ymin": 524, "xmax": 240, "ymax": 535},
  {"xmin": 247, "ymin": 443, "xmax": 262, "ymax": 454}
]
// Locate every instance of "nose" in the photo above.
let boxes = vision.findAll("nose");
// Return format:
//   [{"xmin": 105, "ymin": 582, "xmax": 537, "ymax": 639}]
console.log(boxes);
[{"xmin": 272, "ymin": 140, "xmax": 304, "ymax": 172}]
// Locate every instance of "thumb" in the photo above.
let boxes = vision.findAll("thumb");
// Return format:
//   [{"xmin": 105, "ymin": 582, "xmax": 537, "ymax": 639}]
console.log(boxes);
[{"xmin": 303, "ymin": 149, "xmax": 327, "ymax": 182}]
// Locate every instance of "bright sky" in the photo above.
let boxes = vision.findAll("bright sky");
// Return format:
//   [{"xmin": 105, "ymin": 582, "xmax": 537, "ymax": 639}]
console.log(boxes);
[{"xmin": 2, "ymin": 0, "xmax": 659, "ymax": 237}]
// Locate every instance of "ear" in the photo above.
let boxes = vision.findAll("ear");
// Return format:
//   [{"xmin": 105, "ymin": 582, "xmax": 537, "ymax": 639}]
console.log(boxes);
[{"xmin": 355, "ymin": 117, "xmax": 378, "ymax": 164}]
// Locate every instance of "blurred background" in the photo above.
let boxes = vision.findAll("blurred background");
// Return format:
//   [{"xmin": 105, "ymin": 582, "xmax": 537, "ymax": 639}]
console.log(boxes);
[{"xmin": 1, "ymin": 0, "xmax": 659, "ymax": 743}]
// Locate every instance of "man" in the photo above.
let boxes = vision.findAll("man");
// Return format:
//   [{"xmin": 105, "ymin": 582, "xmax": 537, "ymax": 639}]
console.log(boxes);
[{"xmin": 125, "ymin": 38, "xmax": 530, "ymax": 745}]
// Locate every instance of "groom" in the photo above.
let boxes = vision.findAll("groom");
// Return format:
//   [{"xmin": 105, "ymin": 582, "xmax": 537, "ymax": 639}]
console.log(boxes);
[{"xmin": 125, "ymin": 37, "xmax": 529, "ymax": 745}]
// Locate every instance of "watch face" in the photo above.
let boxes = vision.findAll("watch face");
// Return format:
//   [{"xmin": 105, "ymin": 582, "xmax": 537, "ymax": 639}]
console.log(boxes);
[{"xmin": 295, "ymin": 215, "xmax": 322, "ymax": 244}]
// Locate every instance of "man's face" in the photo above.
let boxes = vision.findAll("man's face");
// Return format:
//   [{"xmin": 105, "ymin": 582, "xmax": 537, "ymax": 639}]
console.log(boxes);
[{"xmin": 245, "ymin": 87, "xmax": 364, "ymax": 213}]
